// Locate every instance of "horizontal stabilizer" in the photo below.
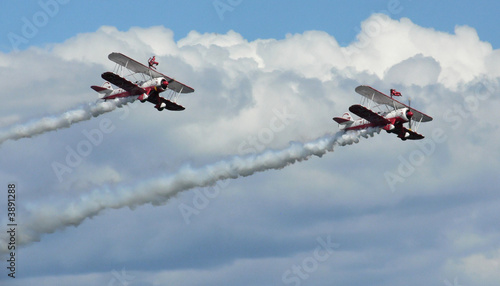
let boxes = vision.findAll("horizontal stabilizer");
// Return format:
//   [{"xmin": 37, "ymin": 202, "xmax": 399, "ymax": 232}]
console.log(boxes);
[
  {"xmin": 333, "ymin": 117, "xmax": 352, "ymax": 124},
  {"xmin": 91, "ymin": 82, "xmax": 113, "ymax": 96},
  {"xmin": 333, "ymin": 112, "xmax": 352, "ymax": 125},
  {"xmin": 91, "ymin": 85, "xmax": 109, "ymax": 93}
]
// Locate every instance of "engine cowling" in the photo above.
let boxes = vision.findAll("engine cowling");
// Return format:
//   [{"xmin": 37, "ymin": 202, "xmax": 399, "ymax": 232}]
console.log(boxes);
[
  {"xmin": 393, "ymin": 108, "xmax": 413, "ymax": 122},
  {"xmin": 406, "ymin": 109, "xmax": 413, "ymax": 121},
  {"xmin": 158, "ymin": 78, "xmax": 168, "ymax": 90}
]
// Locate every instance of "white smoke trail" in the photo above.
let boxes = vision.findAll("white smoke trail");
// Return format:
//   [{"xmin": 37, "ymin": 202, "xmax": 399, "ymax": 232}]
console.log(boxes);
[
  {"xmin": 0, "ymin": 97, "xmax": 135, "ymax": 145},
  {"xmin": 0, "ymin": 128, "xmax": 379, "ymax": 253}
]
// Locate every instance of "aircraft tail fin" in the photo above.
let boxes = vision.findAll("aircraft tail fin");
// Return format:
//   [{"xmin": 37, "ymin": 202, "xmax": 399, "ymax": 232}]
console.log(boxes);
[
  {"xmin": 91, "ymin": 82, "xmax": 113, "ymax": 96},
  {"xmin": 333, "ymin": 112, "xmax": 353, "ymax": 125}
]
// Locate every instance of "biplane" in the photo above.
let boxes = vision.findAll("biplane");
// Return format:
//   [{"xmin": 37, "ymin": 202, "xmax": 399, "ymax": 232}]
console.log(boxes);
[
  {"xmin": 333, "ymin": 86, "xmax": 433, "ymax": 140},
  {"xmin": 91, "ymin": 52, "xmax": 194, "ymax": 111}
]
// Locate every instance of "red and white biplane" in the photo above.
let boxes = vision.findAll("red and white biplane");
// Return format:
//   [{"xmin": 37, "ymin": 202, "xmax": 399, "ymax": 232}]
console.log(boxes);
[
  {"xmin": 333, "ymin": 86, "xmax": 433, "ymax": 140},
  {"xmin": 91, "ymin": 52, "xmax": 194, "ymax": 111}
]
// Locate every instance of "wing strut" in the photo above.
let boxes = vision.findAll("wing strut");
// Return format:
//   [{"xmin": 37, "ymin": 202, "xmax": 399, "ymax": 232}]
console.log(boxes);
[{"xmin": 175, "ymin": 86, "xmax": 184, "ymax": 102}]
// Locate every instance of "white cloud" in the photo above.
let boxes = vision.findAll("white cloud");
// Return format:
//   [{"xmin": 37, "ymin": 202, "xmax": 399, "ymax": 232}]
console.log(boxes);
[
  {"xmin": 444, "ymin": 249, "xmax": 500, "ymax": 286},
  {"xmin": 341, "ymin": 16, "xmax": 495, "ymax": 88},
  {"xmin": 1, "ymin": 13, "xmax": 500, "ymax": 286},
  {"xmin": 384, "ymin": 54, "xmax": 441, "ymax": 86}
]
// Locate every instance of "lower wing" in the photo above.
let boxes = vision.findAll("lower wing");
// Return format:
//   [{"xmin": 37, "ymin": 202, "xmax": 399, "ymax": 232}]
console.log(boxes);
[
  {"xmin": 146, "ymin": 94, "xmax": 185, "ymax": 111},
  {"xmin": 349, "ymin": 104, "xmax": 390, "ymax": 126},
  {"xmin": 401, "ymin": 127, "xmax": 424, "ymax": 140},
  {"xmin": 101, "ymin": 72, "xmax": 145, "ymax": 96}
]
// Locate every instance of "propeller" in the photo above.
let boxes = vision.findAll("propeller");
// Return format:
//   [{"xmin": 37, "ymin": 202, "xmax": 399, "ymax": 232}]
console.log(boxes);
[
  {"xmin": 160, "ymin": 79, "xmax": 169, "ymax": 89},
  {"xmin": 406, "ymin": 98, "xmax": 414, "ymax": 130}
]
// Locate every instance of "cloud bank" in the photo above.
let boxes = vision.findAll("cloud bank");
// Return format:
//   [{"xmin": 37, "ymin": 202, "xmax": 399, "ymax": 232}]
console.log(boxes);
[{"xmin": 1, "ymin": 14, "xmax": 499, "ymax": 286}]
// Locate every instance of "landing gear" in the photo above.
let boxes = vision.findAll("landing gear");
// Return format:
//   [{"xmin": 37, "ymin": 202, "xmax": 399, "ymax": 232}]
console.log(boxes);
[
  {"xmin": 155, "ymin": 101, "xmax": 166, "ymax": 111},
  {"xmin": 138, "ymin": 93, "xmax": 149, "ymax": 103}
]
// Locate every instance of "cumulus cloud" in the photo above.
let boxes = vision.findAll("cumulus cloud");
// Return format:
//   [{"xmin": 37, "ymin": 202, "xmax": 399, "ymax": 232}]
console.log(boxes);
[
  {"xmin": 339, "ymin": 15, "xmax": 497, "ymax": 87},
  {"xmin": 384, "ymin": 54, "xmax": 441, "ymax": 86},
  {"xmin": 4, "ymin": 15, "xmax": 495, "ymax": 150}
]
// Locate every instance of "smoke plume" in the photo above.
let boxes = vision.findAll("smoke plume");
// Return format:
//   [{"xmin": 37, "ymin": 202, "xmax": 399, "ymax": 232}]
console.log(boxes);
[
  {"xmin": 0, "ymin": 128, "xmax": 379, "ymax": 253},
  {"xmin": 0, "ymin": 97, "xmax": 135, "ymax": 146}
]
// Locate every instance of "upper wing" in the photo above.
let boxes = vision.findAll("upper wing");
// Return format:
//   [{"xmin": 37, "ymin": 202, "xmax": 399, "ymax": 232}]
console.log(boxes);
[
  {"xmin": 349, "ymin": 104, "xmax": 390, "ymax": 126},
  {"xmin": 355, "ymin": 85, "xmax": 433, "ymax": 122},
  {"xmin": 108, "ymin": 52, "xmax": 195, "ymax": 94},
  {"xmin": 101, "ymin": 72, "xmax": 145, "ymax": 96}
]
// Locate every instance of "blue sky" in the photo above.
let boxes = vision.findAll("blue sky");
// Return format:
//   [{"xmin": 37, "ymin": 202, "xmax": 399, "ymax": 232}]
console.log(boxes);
[
  {"xmin": 1, "ymin": 0, "xmax": 500, "ymax": 52},
  {"xmin": 1, "ymin": 1, "xmax": 500, "ymax": 286}
]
